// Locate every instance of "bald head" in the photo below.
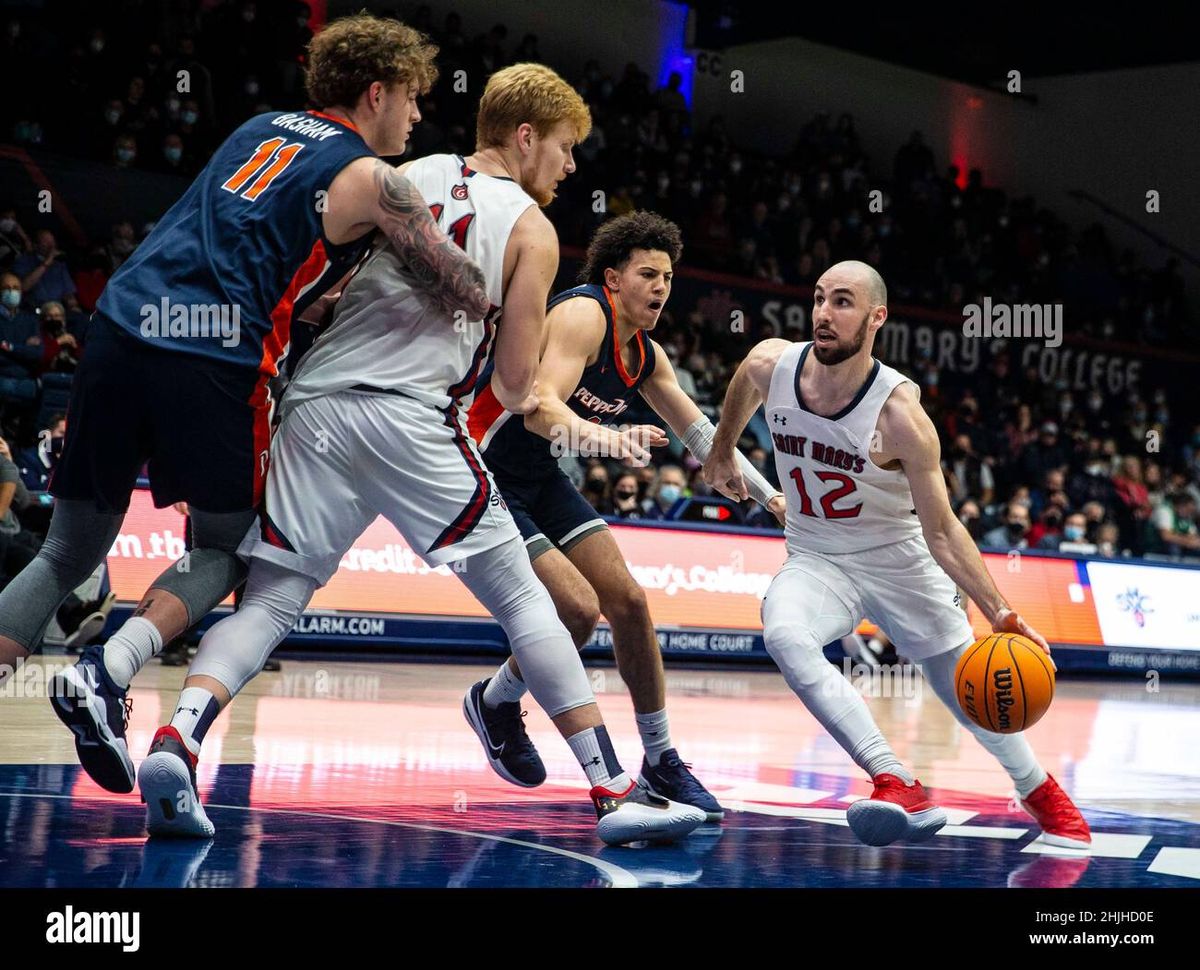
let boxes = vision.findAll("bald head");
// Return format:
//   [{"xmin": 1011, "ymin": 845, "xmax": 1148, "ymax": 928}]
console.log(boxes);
[{"xmin": 821, "ymin": 260, "xmax": 887, "ymax": 308}]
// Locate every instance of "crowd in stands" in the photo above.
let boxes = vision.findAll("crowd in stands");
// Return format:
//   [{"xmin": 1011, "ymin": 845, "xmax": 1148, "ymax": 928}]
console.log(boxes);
[{"xmin": 0, "ymin": 0, "xmax": 1195, "ymax": 570}]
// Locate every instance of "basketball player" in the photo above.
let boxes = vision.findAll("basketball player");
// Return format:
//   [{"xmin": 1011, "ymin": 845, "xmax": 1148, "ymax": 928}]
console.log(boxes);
[
  {"xmin": 702, "ymin": 260, "xmax": 1090, "ymax": 849},
  {"xmin": 137, "ymin": 65, "xmax": 706, "ymax": 847},
  {"xmin": 464, "ymin": 211, "xmax": 784, "ymax": 821},
  {"xmin": 0, "ymin": 16, "xmax": 493, "ymax": 795}
]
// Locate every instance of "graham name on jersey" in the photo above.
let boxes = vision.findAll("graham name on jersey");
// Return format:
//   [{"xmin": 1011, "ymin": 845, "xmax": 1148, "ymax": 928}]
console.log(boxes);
[
  {"xmin": 270, "ymin": 112, "xmax": 346, "ymax": 141},
  {"xmin": 771, "ymin": 431, "xmax": 866, "ymax": 474}
]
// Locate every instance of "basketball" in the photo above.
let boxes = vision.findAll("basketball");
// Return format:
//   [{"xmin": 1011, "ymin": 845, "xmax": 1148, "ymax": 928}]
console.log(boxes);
[{"xmin": 954, "ymin": 634, "xmax": 1055, "ymax": 733}]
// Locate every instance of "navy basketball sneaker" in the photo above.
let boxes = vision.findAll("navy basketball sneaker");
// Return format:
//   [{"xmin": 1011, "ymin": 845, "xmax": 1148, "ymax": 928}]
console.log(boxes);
[
  {"xmin": 638, "ymin": 748, "xmax": 724, "ymax": 822},
  {"xmin": 591, "ymin": 778, "xmax": 705, "ymax": 845},
  {"xmin": 463, "ymin": 679, "xmax": 547, "ymax": 787},
  {"xmin": 48, "ymin": 644, "xmax": 135, "ymax": 793},
  {"xmin": 138, "ymin": 726, "xmax": 214, "ymax": 838}
]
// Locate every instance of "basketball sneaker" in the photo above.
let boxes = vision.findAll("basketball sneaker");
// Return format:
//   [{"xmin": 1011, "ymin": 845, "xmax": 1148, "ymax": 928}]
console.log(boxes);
[
  {"xmin": 591, "ymin": 779, "xmax": 705, "ymax": 846},
  {"xmin": 139, "ymin": 726, "xmax": 214, "ymax": 838},
  {"xmin": 846, "ymin": 773, "xmax": 946, "ymax": 846},
  {"xmin": 1020, "ymin": 774, "xmax": 1091, "ymax": 849},
  {"xmin": 48, "ymin": 643, "xmax": 135, "ymax": 793},
  {"xmin": 638, "ymin": 748, "xmax": 724, "ymax": 822},
  {"xmin": 462, "ymin": 679, "xmax": 546, "ymax": 787}
]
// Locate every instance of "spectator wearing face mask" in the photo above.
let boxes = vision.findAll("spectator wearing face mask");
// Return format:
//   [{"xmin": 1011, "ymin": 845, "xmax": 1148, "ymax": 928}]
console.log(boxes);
[
  {"xmin": 580, "ymin": 463, "xmax": 611, "ymax": 514},
  {"xmin": 610, "ymin": 472, "xmax": 646, "ymax": 520},
  {"xmin": 1069, "ymin": 453, "xmax": 1118, "ymax": 509},
  {"xmin": 37, "ymin": 301, "xmax": 80, "ymax": 373},
  {"xmin": 0, "ymin": 271, "xmax": 41, "ymax": 409},
  {"xmin": 1094, "ymin": 521, "xmax": 1122, "ymax": 558},
  {"xmin": 981, "ymin": 501, "xmax": 1030, "ymax": 549},
  {"xmin": 956, "ymin": 498, "xmax": 985, "ymax": 542},
  {"xmin": 1037, "ymin": 511, "xmax": 1090, "ymax": 552},
  {"xmin": 17, "ymin": 412, "xmax": 64, "ymax": 492},
  {"xmin": 112, "ymin": 134, "xmax": 138, "ymax": 169},
  {"xmin": 152, "ymin": 133, "xmax": 194, "ymax": 176},
  {"xmin": 945, "ymin": 433, "xmax": 994, "ymax": 507},
  {"xmin": 643, "ymin": 464, "xmax": 687, "ymax": 519}
]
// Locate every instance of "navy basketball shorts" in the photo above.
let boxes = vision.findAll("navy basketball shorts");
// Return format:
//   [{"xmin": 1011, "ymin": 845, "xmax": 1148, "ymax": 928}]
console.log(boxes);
[
  {"xmin": 50, "ymin": 314, "xmax": 271, "ymax": 514},
  {"xmin": 492, "ymin": 468, "xmax": 608, "ymax": 561}
]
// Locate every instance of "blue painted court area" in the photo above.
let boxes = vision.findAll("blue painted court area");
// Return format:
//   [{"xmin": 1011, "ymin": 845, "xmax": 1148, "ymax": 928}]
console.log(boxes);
[
  {"xmin": 2, "ymin": 660, "xmax": 1198, "ymax": 890},
  {"xmin": 2, "ymin": 762, "xmax": 1198, "ymax": 889}
]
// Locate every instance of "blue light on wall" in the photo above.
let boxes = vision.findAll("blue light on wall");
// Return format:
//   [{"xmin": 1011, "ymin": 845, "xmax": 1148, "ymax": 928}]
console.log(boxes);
[{"xmin": 657, "ymin": 1, "xmax": 694, "ymax": 109}]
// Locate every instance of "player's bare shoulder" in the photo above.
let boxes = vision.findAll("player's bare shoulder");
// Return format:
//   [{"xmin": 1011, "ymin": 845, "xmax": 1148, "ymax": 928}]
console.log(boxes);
[
  {"xmin": 744, "ymin": 337, "xmax": 792, "ymax": 396},
  {"xmin": 502, "ymin": 204, "xmax": 557, "ymax": 286},
  {"xmin": 875, "ymin": 380, "xmax": 939, "ymax": 469}
]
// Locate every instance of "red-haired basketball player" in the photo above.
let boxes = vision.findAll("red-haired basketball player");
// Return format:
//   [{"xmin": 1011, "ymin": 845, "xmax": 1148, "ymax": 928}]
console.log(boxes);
[
  {"xmin": 704, "ymin": 260, "xmax": 1090, "ymax": 849},
  {"xmin": 139, "ymin": 64, "xmax": 705, "ymax": 847},
  {"xmin": 6, "ymin": 15, "xmax": 488, "ymax": 794}
]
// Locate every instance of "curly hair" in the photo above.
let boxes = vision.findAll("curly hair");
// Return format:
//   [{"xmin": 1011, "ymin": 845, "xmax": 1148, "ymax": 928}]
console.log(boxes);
[
  {"xmin": 476, "ymin": 63, "xmax": 591, "ymax": 149},
  {"xmin": 305, "ymin": 14, "xmax": 438, "ymax": 110},
  {"xmin": 579, "ymin": 211, "xmax": 683, "ymax": 284}
]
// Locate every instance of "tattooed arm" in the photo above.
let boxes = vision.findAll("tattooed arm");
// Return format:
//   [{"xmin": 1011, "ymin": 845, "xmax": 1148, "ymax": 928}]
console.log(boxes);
[{"xmin": 324, "ymin": 157, "xmax": 490, "ymax": 320}]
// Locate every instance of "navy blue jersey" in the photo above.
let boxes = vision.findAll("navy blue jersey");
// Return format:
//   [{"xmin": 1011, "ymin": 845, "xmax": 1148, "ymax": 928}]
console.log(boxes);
[
  {"xmin": 469, "ymin": 283, "xmax": 658, "ymax": 481},
  {"xmin": 97, "ymin": 110, "xmax": 375, "ymax": 377}
]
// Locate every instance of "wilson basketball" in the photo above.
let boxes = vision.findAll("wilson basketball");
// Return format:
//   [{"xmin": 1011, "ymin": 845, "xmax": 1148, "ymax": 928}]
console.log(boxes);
[{"xmin": 954, "ymin": 634, "xmax": 1055, "ymax": 733}]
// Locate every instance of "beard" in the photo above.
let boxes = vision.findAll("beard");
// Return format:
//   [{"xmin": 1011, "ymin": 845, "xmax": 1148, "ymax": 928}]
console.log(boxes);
[{"xmin": 813, "ymin": 312, "xmax": 870, "ymax": 365}]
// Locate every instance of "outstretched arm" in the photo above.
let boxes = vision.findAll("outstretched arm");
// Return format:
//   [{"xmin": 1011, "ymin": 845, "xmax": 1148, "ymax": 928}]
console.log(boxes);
[
  {"xmin": 881, "ymin": 384, "xmax": 1053, "ymax": 659},
  {"xmin": 641, "ymin": 342, "xmax": 784, "ymax": 521},
  {"xmin": 702, "ymin": 338, "xmax": 789, "ymax": 501},
  {"xmin": 325, "ymin": 157, "xmax": 489, "ymax": 320}
]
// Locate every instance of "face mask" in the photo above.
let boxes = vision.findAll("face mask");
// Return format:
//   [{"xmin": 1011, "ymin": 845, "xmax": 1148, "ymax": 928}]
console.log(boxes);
[
  {"xmin": 1064, "ymin": 525, "xmax": 1085, "ymax": 542},
  {"xmin": 116, "ymin": 148, "xmax": 135, "ymax": 164},
  {"xmin": 615, "ymin": 490, "xmax": 637, "ymax": 501},
  {"xmin": 297, "ymin": 16, "xmax": 309, "ymax": 28},
  {"xmin": 166, "ymin": 97, "xmax": 181, "ymax": 115},
  {"xmin": 689, "ymin": 180, "xmax": 703, "ymax": 197},
  {"xmin": 242, "ymin": 9, "xmax": 255, "ymax": 22},
  {"xmin": 244, "ymin": 81, "xmax": 260, "ymax": 97},
  {"xmin": 1006, "ymin": 521, "xmax": 1026, "ymax": 537},
  {"xmin": 165, "ymin": 147, "xmax": 182, "ymax": 163},
  {"xmin": 1, "ymin": 288, "xmax": 20, "ymax": 308},
  {"xmin": 878, "ymin": 223, "xmax": 891, "ymax": 237},
  {"xmin": 998, "ymin": 215, "xmax": 1009, "ymax": 227},
  {"xmin": 1155, "ymin": 409, "xmax": 1169, "ymax": 424},
  {"xmin": 1086, "ymin": 463, "xmax": 1105, "ymax": 476},
  {"xmin": 89, "ymin": 38, "xmax": 104, "ymax": 54},
  {"xmin": 0, "ymin": 218, "xmax": 15, "ymax": 234},
  {"xmin": 181, "ymin": 110, "xmax": 199, "ymax": 125},
  {"xmin": 105, "ymin": 109, "xmax": 121, "ymax": 125},
  {"xmin": 658, "ymin": 484, "xmax": 681, "ymax": 505},
  {"xmin": 1087, "ymin": 395, "xmax": 1102, "ymax": 410},
  {"xmin": 585, "ymin": 478, "xmax": 606, "ymax": 494},
  {"xmin": 657, "ymin": 176, "xmax": 670, "ymax": 193},
  {"xmin": 729, "ymin": 160, "xmax": 742, "ymax": 174}
]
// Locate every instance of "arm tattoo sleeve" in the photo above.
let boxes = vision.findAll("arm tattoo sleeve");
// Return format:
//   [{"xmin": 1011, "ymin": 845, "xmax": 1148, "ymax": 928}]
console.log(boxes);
[{"xmin": 373, "ymin": 160, "xmax": 490, "ymax": 320}]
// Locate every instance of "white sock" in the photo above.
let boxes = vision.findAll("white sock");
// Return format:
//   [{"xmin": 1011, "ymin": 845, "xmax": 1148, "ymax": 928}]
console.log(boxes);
[
  {"xmin": 169, "ymin": 686, "xmax": 220, "ymax": 757},
  {"xmin": 567, "ymin": 725, "xmax": 630, "ymax": 789},
  {"xmin": 854, "ymin": 734, "xmax": 914, "ymax": 784},
  {"xmin": 102, "ymin": 616, "xmax": 164, "ymax": 689},
  {"xmin": 482, "ymin": 661, "xmax": 527, "ymax": 707},
  {"xmin": 635, "ymin": 709, "xmax": 672, "ymax": 765}
]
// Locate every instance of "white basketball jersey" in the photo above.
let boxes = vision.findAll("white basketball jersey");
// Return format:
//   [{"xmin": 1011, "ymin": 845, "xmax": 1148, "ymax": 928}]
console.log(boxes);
[
  {"xmin": 766, "ymin": 341, "xmax": 922, "ymax": 555},
  {"xmin": 285, "ymin": 154, "xmax": 535, "ymax": 411}
]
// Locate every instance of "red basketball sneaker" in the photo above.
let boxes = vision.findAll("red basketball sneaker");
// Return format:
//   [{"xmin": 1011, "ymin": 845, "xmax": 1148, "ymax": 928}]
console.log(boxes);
[
  {"xmin": 1020, "ymin": 774, "xmax": 1091, "ymax": 849},
  {"xmin": 847, "ymin": 773, "xmax": 947, "ymax": 846}
]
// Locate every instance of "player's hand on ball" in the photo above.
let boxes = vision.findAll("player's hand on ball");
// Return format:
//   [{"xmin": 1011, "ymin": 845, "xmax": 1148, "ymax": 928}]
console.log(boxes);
[
  {"xmin": 615, "ymin": 424, "xmax": 667, "ymax": 466},
  {"xmin": 993, "ymin": 608, "xmax": 1055, "ymax": 668},
  {"xmin": 767, "ymin": 493, "xmax": 786, "ymax": 526},
  {"xmin": 702, "ymin": 450, "xmax": 748, "ymax": 501}
]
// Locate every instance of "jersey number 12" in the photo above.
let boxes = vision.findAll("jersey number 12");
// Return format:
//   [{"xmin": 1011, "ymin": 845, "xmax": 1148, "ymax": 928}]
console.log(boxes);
[{"xmin": 789, "ymin": 468, "xmax": 862, "ymax": 519}]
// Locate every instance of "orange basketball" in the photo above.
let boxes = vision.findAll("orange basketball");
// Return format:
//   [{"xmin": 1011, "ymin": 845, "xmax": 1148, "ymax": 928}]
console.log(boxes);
[{"xmin": 954, "ymin": 633, "xmax": 1054, "ymax": 733}]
